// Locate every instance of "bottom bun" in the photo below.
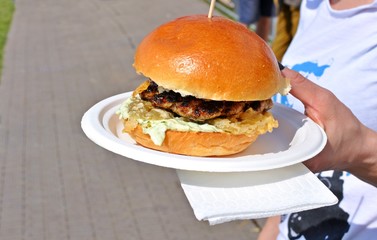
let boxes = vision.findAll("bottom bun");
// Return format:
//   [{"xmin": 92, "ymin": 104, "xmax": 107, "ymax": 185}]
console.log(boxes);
[{"xmin": 124, "ymin": 122, "xmax": 259, "ymax": 156}]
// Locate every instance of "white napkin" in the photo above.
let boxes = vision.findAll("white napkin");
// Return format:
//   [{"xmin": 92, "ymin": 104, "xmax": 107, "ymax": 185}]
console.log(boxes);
[{"xmin": 177, "ymin": 163, "xmax": 338, "ymax": 225}]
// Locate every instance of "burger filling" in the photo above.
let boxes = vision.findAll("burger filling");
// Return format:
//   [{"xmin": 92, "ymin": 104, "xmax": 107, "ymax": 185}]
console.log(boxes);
[
  {"xmin": 139, "ymin": 80, "xmax": 274, "ymax": 121},
  {"xmin": 117, "ymin": 80, "xmax": 278, "ymax": 146}
]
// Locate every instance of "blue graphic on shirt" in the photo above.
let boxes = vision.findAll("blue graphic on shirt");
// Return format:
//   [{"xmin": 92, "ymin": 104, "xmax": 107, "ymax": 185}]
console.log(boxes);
[
  {"xmin": 272, "ymin": 61, "xmax": 330, "ymax": 108},
  {"xmin": 292, "ymin": 62, "xmax": 330, "ymax": 78},
  {"xmin": 273, "ymin": 93, "xmax": 293, "ymax": 108}
]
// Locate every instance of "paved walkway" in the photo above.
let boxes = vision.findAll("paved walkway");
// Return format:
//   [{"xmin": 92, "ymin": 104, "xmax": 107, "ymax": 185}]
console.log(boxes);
[{"xmin": 0, "ymin": 0, "xmax": 264, "ymax": 239}]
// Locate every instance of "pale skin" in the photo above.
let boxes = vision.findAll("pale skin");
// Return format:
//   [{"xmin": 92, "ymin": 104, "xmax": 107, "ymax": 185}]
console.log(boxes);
[
  {"xmin": 257, "ymin": 67, "xmax": 377, "ymax": 239},
  {"xmin": 282, "ymin": 68, "xmax": 377, "ymax": 186},
  {"xmin": 259, "ymin": 0, "xmax": 376, "ymax": 238},
  {"xmin": 330, "ymin": 0, "xmax": 374, "ymax": 10},
  {"xmin": 258, "ymin": 69, "xmax": 377, "ymax": 238}
]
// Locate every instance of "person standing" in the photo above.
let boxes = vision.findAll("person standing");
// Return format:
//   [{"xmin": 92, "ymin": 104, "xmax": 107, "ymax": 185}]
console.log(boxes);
[
  {"xmin": 271, "ymin": 0, "xmax": 301, "ymax": 61},
  {"xmin": 260, "ymin": 0, "xmax": 377, "ymax": 239},
  {"xmin": 234, "ymin": 0, "xmax": 277, "ymax": 42}
]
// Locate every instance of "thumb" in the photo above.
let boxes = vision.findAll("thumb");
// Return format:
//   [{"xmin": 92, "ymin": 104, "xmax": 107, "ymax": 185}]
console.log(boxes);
[
  {"xmin": 282, "ymin": 68, "xmax": 327, "ymax": 109},
  {"xmin": 282, "ymin": 67, "xmax": 328, "ymax": 128}
]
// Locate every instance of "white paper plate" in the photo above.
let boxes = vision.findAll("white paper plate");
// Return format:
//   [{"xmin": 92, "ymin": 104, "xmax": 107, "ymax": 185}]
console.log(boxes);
[{"xmin": 81, "ymin": 92, "xmax": 327, "ymax": 172}]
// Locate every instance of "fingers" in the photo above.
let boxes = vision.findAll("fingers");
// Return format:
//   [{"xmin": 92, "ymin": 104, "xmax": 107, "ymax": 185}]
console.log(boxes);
[
  {"xmin": 282, "ymin": 68, "xmax": 325, "ymax": 108},
  {"xmin": 282, "ymin": 68, "xmax": 335, "ymax": 128}
]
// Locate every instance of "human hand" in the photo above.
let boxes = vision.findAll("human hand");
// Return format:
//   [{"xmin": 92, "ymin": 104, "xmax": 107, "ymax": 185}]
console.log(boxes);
[{"xmin": 282, "ymin": 68, "xmax": 377, "ymax": 186}]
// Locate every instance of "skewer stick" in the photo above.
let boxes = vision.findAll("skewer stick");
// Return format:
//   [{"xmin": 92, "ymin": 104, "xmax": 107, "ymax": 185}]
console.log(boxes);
[{"xmin": 208, "ymin": 0, "xmax": 216, "ymax": 18}]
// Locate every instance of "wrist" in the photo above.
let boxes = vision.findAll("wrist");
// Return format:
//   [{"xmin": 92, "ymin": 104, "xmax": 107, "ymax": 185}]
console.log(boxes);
[{"xmin": 347, "ymin": 126, "xmax": 377, "ymax": 186}]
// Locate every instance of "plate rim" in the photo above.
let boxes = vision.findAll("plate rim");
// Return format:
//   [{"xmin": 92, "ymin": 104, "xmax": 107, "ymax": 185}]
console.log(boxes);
[{"xmin": 81, "ymin": 92, "xmax": 327, "ymax": 172}]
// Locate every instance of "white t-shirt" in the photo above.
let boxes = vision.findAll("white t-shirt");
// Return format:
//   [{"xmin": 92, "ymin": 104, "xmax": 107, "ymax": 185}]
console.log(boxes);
[{"xmin": 273, "ymin": 0, "xmax": 377, "ymax": 239}]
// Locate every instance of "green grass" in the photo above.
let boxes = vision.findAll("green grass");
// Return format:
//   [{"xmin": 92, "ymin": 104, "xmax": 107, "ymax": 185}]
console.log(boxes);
[{"xmin": 0, "ymin": 0, "xmax": 15, "ymax": 80}]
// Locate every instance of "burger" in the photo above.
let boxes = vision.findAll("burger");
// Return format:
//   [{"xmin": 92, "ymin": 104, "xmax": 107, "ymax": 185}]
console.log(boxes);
[{"xmin": 116, "ymin": 15, "xmax": 290, "ymax": 156}]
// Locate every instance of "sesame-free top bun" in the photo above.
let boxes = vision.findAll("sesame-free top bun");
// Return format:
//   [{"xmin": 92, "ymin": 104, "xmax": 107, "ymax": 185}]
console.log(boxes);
[
  {"xmin": 119, "ymin": 15, "xmax": 287, "ymax": 156},
  {"xmin": 133, "ymin": 14, "xmax": 288, "ymax": 101}
]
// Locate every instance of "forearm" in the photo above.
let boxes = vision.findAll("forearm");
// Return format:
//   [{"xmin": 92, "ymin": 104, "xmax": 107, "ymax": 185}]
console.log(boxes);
[
  {"xmin": 347, "ymin": 126, "xmax": 377, "ymax": 187},
  {"xmin": 257, "ymin": 216, "xmax": 280, "ymax": 240}
]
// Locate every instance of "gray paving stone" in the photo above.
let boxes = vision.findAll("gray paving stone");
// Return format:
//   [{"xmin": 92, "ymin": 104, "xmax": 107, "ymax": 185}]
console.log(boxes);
[{"xmin": 0, "ymin": 0, "xmax": 265, "ymax": 239}]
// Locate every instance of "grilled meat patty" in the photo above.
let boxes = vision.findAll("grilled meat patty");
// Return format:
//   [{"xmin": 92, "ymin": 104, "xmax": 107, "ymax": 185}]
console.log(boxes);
[{"xmin": 140, "ymin": 80, "xmax": 273, "ymax": 121}]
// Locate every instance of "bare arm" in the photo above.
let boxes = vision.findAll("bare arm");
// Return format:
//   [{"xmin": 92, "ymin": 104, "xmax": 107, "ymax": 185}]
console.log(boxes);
[
  {"xmin": 283, "ymin": 68, "xmax": 377, "ymax": 187},
  {"xmin": 257, "ymin": 216, "xmax": 280, "ymax": 240}
]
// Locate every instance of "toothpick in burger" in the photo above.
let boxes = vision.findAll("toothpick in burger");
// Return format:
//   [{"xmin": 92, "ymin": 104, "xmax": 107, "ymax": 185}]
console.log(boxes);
[{"xmin": 116, "ymin": 15, "xmax": 290, "ymax": 156}]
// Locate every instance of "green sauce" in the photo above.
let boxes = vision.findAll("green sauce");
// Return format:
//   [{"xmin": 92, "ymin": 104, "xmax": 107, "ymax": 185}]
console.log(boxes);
[{"xmin": 116, "ymin": 96, "xmax": 223, "ymax": 145}]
